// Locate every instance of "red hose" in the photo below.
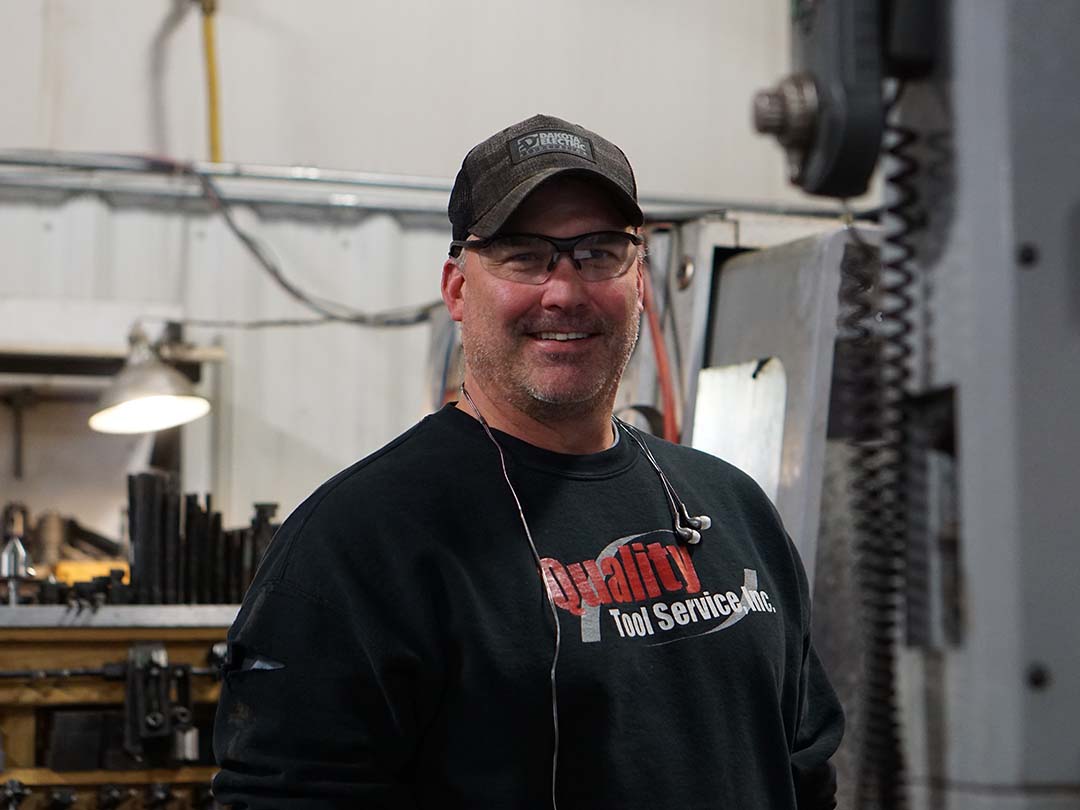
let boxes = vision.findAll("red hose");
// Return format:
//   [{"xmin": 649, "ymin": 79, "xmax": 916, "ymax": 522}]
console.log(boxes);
[{"xmin": 641, "ymin": 266, "xmax": 680, "ymax": 443}]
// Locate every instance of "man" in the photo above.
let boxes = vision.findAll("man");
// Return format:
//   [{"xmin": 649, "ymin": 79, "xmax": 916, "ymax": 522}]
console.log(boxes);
[{"xmin": 213, "ymin": 114, "xmax": 844, "ymax": 809}]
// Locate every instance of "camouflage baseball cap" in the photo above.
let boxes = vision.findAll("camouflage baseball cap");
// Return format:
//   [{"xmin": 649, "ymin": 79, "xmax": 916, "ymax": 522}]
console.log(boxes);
[{"xmin": 448, "ymin": 114, "xmax": 643, "ymax": 241}]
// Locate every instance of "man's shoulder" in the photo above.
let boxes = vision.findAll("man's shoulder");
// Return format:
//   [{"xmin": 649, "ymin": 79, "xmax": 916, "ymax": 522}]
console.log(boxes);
[
  {"xmin": 320, "ymin": 415, "xmax": 437, "ymax": 490},
  {"xmin": 251, "ymin": 409, "xmax": 469, "ymax": 584},
  {"xmin": 639, "ymin": 433, "xmax": 782, "ymax": 520},
  {"xmin": 300, "ymin": 407, "xmax": 465, "ymax": 515},
  {"xmin": 641, "ymin": 432, "xmax": 758, "ymax": 485}
]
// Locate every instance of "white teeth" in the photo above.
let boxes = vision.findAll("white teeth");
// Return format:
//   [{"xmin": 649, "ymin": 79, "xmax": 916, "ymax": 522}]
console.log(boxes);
[{"xmin": 537, "ymin": 332, "xmax": 590, "ymax": 341}]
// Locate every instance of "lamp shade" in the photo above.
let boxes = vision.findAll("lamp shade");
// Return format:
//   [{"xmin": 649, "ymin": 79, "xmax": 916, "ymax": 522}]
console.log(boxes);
[{"xmin": 89, "ymin": 340, "xmax": 210, "ymax": 434}]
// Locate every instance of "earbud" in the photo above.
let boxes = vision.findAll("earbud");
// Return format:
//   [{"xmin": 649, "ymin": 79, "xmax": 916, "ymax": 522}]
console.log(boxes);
[
  {"xmin": 686, "ymin": 515, "xmax": 712, "ymax": 531},
  {"xmin": 676, "ymin": 525, "xmax": 702, "ymax": 545}
]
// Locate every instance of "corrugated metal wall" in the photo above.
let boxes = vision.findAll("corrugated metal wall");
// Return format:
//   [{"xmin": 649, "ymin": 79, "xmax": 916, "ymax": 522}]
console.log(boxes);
[{"xmin": 0, "ymin": 190, "xmax": 448, "ymax": 534}]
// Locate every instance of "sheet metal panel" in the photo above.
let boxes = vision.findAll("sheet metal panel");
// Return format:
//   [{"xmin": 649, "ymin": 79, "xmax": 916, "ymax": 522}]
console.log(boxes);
[
  {"xmin": 0, "ymin": 194, "xmax": 446, "ymax": 531},
  {"xmin": 696, "ymin": 230, "xmax": 847, "ymax": 586}
]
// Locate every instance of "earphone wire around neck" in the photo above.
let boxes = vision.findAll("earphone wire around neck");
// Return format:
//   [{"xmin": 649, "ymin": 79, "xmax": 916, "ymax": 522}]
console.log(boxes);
[
  {"xmin": 459, "ymin": 383, "xmax": 562, "ymax": 810},
  {"xmin": 612, "ymin": 416, "xmax": 712, "ymax": 545}
]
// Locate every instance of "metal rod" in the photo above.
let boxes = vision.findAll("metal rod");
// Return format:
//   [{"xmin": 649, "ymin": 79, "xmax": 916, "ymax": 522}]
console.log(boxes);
[
  {"xmin": 2, "ymin": 389, "xmax": 33, "ymax": 480},
  {"xmin": 0, "ymin": 149, "xmax": 853, "ymax": 219},
  {"xmin": 0, "ymin": 173, "xmax": 450, "ymax": 217},
  {"xmin": 12, "ymin": 395, "xmax": 21, "ymax": 481}
]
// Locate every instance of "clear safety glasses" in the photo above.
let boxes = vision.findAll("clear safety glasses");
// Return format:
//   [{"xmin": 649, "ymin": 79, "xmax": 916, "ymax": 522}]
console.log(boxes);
[{"xmin": 449, "ymin": 231, "xmax": 643, "ymax": 285}]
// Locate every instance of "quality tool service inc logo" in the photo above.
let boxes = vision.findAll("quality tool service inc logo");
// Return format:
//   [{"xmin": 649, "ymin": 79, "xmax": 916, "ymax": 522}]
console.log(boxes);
[{"xmin": 539, "ymin": 530, "xmax": 776, "ymax": 646}]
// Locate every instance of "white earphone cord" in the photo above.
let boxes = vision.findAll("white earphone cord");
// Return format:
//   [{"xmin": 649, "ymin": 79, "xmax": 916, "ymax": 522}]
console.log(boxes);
[
  {"xmin": 460, "ymin": 385, "xmax": 562, "ymax": 810},
  {"xmin": 613, "ymin": 417, "xmax": 711, "ymax": 542}
]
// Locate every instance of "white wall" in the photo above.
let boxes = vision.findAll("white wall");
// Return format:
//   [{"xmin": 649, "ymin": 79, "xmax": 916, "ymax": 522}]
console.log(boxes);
[
  {"xmin": 0, "ymin": 0, "xmax": 838, "ymax": 537},
  {"xmin": 0, "ymin": 0, "xmax": 808, "ymax": 203},
  {"xmin": 0, "ymin": 400, "xmax": 151, "ymax": 541},
  {"xmin": 0, "ymin": 199, "xmax": 444, "ymax": 532}
]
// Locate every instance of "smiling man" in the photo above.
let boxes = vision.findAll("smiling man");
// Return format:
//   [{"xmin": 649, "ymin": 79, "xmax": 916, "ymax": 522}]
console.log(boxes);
[
  {"xmin": 213, "ymin": 115, "xmax": 844, "ymax": 810},
  {"xmin": 445, "ymin": 172, "xmax": 643, "ymax": 453}
]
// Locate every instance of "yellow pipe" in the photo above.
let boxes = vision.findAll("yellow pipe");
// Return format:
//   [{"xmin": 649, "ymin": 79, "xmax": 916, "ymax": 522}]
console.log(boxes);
[{"xmin": 200, "ymin": 0, "xmax": 222, "ymax": 162}]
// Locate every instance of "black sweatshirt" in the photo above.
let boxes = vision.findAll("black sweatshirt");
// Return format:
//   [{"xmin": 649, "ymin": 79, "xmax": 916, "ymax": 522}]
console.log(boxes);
[{"xmin": 213, "ymin": 404, "xmax": 843, "ymax": 809}]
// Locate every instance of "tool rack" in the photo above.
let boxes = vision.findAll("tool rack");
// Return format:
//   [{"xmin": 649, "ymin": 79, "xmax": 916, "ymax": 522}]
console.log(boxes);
[{"xmin": 0, "ymin": 605, "xmax": 237, "ymax": 810}]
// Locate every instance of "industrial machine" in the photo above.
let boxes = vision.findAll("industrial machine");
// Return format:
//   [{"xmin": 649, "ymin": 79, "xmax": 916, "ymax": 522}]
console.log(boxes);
[{"xmin": 688, "ymin": 2, "xmax": 1080, "ymax": 809}]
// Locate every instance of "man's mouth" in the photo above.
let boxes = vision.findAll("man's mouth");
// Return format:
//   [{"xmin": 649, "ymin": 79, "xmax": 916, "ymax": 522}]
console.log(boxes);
[{"xmin": 533, "ymin": 332, "xmax": 592, "ymax": 342}]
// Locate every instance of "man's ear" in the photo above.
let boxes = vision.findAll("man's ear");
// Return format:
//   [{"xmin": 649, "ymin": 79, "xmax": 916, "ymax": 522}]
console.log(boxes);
[
  {"xmin": 441, "ymin": 257, "xmax": 466, "ymax": 323},
  {"xmin": 635, "ymin": 260, "xmax": 645, "ymax": 313}
]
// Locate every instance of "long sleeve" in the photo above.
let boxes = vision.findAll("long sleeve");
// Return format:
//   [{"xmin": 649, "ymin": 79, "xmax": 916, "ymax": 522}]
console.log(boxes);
[
  {"xmin": 211, "ymin": 448, "xmax": 447, "ymax": 810},
  {"xmin": 212, "ymin": 578, "xmax": 426, "ymax": 810},
  {"xmin": 790, "ymin": 637, "xmax": 845, "ymax": 810},
  {"xmin": 787, "ymin": 528, "xmax": 845, "ymax": 810}
]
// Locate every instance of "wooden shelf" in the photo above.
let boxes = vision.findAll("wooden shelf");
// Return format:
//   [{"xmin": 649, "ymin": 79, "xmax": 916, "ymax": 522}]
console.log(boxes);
[
  {"xmin": 0, "ymin": 618, "xmax": 230, "ymax": 776},
  {"xmin": 0, "ymin": 680, "xmax": 220, "ymax": 706},
  {"xmin": 0, "ymin": 766, "xmax": 218, "ymax": 787}
]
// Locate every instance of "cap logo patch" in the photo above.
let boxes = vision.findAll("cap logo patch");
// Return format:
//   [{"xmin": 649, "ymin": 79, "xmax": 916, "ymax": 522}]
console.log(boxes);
[{"xmin": 510, "ymin": 130, "xmax": 595, "ymax": 164}]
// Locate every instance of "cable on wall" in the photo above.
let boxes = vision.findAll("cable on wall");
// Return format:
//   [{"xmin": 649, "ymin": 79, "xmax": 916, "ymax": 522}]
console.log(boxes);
[
  {"xmin": 192, "ymin": 169, "xmax": 441, "ymax": 327},
  {"xmin": 186, "ymin": 5, "xmax": 439, "ymax": 329},
  {"xmin": 104, "ymin": 153, "xmax": 442, "ymax": 329}
]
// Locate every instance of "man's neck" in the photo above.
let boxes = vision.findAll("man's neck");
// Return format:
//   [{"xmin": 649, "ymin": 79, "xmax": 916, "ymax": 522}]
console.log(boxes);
[{"xmin": 457, "ymin": 378, "xmax": 615, "ymax": 455}]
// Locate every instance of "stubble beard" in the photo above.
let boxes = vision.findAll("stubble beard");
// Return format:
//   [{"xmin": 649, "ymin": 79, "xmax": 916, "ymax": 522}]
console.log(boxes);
[{"xmin": 461, "ymin": 313, "xmax": 640, "ymax": 423}]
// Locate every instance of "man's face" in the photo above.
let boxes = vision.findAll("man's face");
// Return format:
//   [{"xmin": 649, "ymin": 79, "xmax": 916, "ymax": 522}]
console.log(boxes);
[{"xmin": 442, "ymin": 176, "xmax": 644, "ymax": 421}]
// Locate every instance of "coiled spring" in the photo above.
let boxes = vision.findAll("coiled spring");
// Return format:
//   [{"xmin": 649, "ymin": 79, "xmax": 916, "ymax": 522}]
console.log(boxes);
[{"xmin": 841, "ymin": 82, "xmax": 924, "ymax": 810}]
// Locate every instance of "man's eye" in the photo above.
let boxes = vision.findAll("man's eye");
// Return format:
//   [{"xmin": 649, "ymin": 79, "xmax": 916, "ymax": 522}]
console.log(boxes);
[{"xmin": 575, "ymin": 248, "xmax": 617, "ymax": 261}]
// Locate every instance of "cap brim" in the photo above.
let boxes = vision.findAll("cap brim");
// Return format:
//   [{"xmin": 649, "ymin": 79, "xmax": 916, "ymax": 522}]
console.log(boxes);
[{"xmin": 469, "ymin": 167, "xmax": 644, "ymax": 238}]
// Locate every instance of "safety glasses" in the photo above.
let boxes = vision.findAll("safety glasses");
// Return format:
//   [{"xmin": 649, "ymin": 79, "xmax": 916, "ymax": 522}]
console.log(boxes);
[{"xmin": 449, "ymin": 231, "xmax": 643, "ymax": 285}]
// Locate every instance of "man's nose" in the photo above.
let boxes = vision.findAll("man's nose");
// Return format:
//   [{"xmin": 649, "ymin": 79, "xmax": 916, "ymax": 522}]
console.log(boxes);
[{"xmin": 539, "ymin": 253, "xmax": 589, "ymax": 308}]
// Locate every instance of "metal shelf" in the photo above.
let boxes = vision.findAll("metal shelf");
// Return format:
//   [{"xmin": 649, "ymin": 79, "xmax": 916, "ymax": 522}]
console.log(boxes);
[{"xmin": 0, "ymin": 605, "xmax": 239, "ymax": 629}]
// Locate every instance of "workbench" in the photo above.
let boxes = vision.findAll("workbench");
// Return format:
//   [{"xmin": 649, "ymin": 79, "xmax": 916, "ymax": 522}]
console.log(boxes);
[{"xmin": 0, "ymin": 606, "xmax": 238, "ymax": 810}]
